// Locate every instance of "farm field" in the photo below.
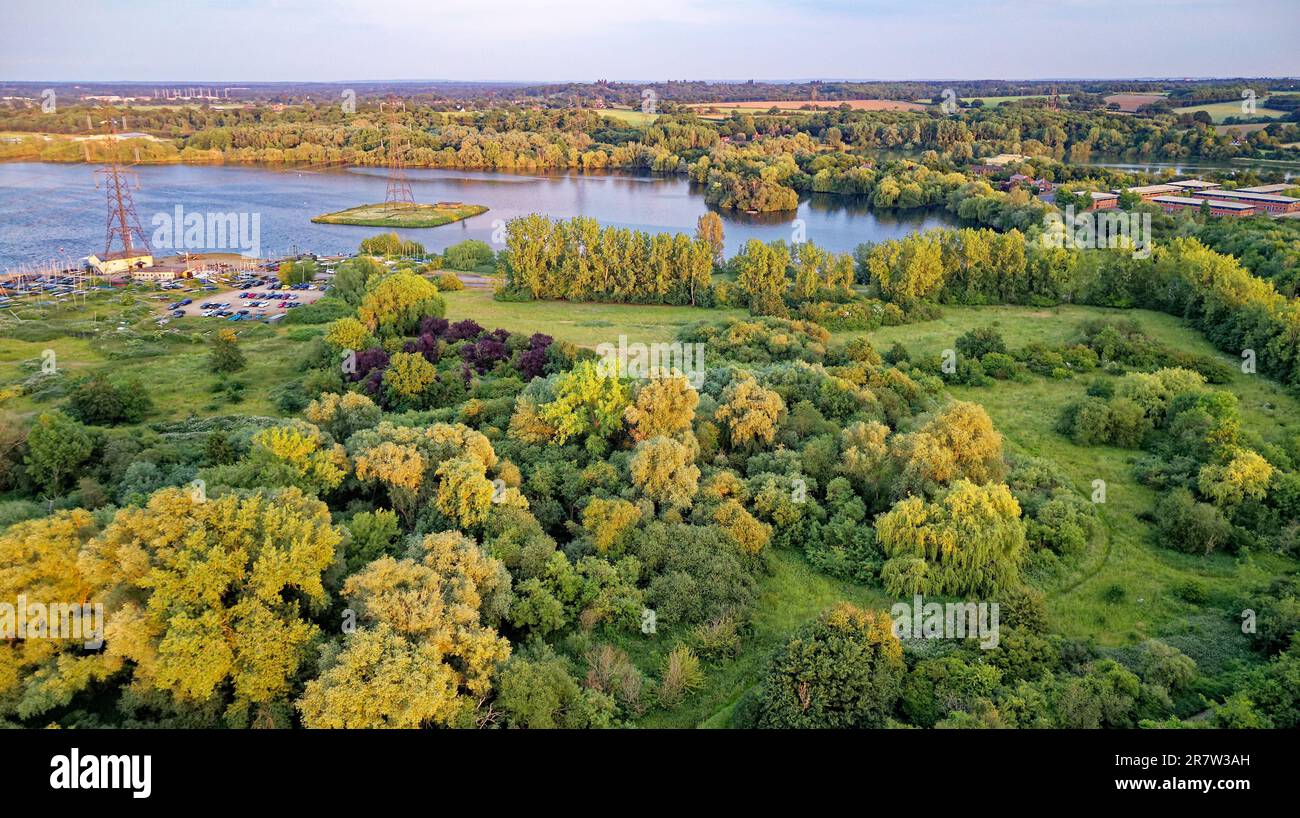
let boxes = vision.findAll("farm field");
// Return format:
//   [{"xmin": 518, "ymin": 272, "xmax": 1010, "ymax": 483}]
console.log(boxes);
[
  {"xmin": 1104, "ymin": 92, "xmax": 1167, "ymax": 112},
  {"xmin": 687, "ymin": 99, "xmax": 926, "ymax": 115}
]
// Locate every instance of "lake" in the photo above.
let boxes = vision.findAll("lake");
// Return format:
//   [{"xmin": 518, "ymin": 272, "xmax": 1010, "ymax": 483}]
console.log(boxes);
[{"xmin": 0, "ymin": 162, "xmax": 958, "ymax": 269}]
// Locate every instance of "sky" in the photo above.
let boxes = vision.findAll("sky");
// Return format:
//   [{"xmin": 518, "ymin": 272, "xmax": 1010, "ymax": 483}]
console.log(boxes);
[{"xmin": 1, "ymin": 0, "xmax": 1297, "ymax": 83}]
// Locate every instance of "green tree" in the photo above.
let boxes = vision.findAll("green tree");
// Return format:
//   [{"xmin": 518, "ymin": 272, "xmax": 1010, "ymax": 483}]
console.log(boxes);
[
  {"xmin": 209, "ymin": 328, "xmax": 246, "ymax": 374},
  {"xmin": 752, "ymin": 603, "xmax": 904, "ymax": 728},
  {"xmin": 23, "ymin": 411, "xmax": 93, "ymax": 495}
]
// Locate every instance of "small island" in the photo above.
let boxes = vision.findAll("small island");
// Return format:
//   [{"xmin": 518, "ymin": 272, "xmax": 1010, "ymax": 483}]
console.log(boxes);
[{"xmin": 311, "ymin": 201, "xmax": 488, "ymax": 228}]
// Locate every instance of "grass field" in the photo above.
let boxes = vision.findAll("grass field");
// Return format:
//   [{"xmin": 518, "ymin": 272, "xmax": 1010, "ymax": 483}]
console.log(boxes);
[
  {"xmin": 599, "ymin": 108, "xmax": 659, "ymax": 126},
  {"xmin": 441, "ymin": 287, "xmax": 745, "ymax": 348},
  {"xmin": 312, "ymin": 201, "xmax": 488, "ymax": 228},
  {"xmin": 1173, "ymin": 99, "xmax": 1290, "ymax": 123},
  {"xmin": 0, "ymin": 289, "xmax": 309, "ymax": 419}
]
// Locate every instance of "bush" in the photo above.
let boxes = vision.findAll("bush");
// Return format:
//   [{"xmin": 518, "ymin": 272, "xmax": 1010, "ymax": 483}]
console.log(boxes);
[
  {"xmin": 443, "ymin": 240, "xmax": 496, "ymax": 272},
  {"xmin": 754, "ymin": 603, "xmax": 904, "ymax": 728},
  {"xmin": 434, "ymin": 272, "xmax": 465, "ymax": 291},
  {"xmin": 65, "ymin": 374, "xmax": 152, "ymax": 426},
  {"xmin": 1154, "ymin": 488, "xmax": 1233, "ymax": 555},
  {"xmin": 955, "ymin": 326, "xmax": 1006, "ymax": 360}
]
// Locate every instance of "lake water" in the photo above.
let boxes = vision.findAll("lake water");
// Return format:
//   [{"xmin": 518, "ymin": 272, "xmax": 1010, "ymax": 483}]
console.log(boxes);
[{"xmin": 0, "ymin": 162, "xmax": 957, "ymax": 268}]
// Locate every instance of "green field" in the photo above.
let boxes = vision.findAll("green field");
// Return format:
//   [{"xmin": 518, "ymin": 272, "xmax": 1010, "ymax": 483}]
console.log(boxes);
[
  {"xmin": 599, "ymin": 108, "xmax": 659, "ymax": 126},
  {"xmin": 442, "ymin": 287, "xmax": 745, "ymax": 348},
  {"xmin": 0, "ymin": 290, "xmax": 309, "ymax": 419},
  {"xmin": 312, "ymin": 201, "xmax": 488, "ymax": 228},
  {"xmin": 1173, "ymin": 98, "xmax": 1290, "ymax": 123}
]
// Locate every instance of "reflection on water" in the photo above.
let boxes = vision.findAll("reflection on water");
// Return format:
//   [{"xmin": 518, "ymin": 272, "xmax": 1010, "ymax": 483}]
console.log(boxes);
[
  {"xmin": 1081, "ymin": 158, "xmax": 1297, "ymax": 180},
  {"xmin": 0, "ymin": 163, "xmax": 959, "ymax": 267}
]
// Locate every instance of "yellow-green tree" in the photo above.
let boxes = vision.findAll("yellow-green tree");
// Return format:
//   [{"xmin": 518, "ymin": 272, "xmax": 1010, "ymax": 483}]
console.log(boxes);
[
  {"xmin": 298, "ymin": 532, "xmax": 511, "ymax": 728},
  {"xmin": 624, "ymin": 375, "xmax": 699, "ymax": 441},
  {"xmin": 892, "ymin": 401, "xmax": 1005, "ymax": 496},
  {"xmin": 876, "ymin": 480, "xmax": 1025, "ymax": 597},
  {"xmin": 304, "ymin": 391, "xmax": 381, "ymax": 441},
  {"xmin": 1198, "ymin": 448, "xmax": 1274, "ymax": 508},
  {"xmin": 383, "ymin": 351, "xmax": 438, "ymax": 402},
  {"xmin": 630, "ymin": 436, "xmax": 700, "ymax": 509},
  {"xmin": 84, "ymin": 486, "xmax": 344, "ymax": 727},
  {"xmin": 696, "ymin": 211, "xmax": 724, "ymax": 264},
  {"xmin": 251, "ymin": 423, "xmax": 349, "ymax": 494},
  {"xmin": 715, "ymin": 375, "xmax": 785, "ymax": 449},
  {"xmin": 0, "ymin": 510, "xmax": 117, "ymax": 721},
  {"xmin": 535, "ymin": 360, "xmax": 631, "ymax": 444},
  {"xmin": 358, "ymin": 271, "xmax": 444, "ymax": 336},
  {"xmin": 582, "ymin": 497, "xmax": 643, "ymax": 554},
  {"xmin": 323, "ymin": 316, "xmax": 371, "ymax": 352}
]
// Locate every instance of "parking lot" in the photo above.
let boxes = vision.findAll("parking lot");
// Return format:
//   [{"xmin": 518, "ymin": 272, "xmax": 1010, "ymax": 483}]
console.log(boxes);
[{"xmin": 162, "ymin": 278, "xmax": 327, "ymax": 323}]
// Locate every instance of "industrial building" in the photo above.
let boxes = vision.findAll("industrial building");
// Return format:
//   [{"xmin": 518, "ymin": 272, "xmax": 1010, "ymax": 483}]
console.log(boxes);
[
  {"xmin": 1088, "ymin": 191, "xmax": 1119, "ymax": 210},
  {"xmin": 1117, "ymin": 183, "xmax": 1182, "ymax": 201},
  {"xmin": 1150, "ymin": 195, "xmax": 1255, "ymax": 217},
  {"xmin": 1166, "ymin": 179, "xmax": 1221, "ymax": 193},
  {"xmin": 1190, "ymin": 188, "xmax": 1300, "ymax": 215}
]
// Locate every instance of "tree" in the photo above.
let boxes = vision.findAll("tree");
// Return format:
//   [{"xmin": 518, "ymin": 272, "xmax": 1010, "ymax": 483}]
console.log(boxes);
[
  {"xmin": 359, "ymin": 232, "xmax": 424, "ymax": 257},
  {"xmin": 714, "ymin": 375, "xmax": 785, "ymax": 449},
  {"xmin": 248, "ymin": 423, "xmax": 349, "ymax": 495},
  {"xmin": 866, "ymin": 233, "xmax": 945, "ymax": 305},
  {"xmin": 331, "ymin": 256, "xmax": 386, "ymax": 306},
  {"xmin": 278, "ymin": 258, "xmax": 318, "ymax": 286},
  {"xmin": 0, "ymin": 509, "xmax": 114, "ymax": 721},
  {"xmin": 298, "ymin": 532, "xmax": 511, "ymax": 728},
  {"xmin": 876, "ymin": 479, "xmax": 1026, "ymax": 597},
  {"xmin": 582, "ymin": 497, "xmax": 643, "ymax": 554},
  {"xmin": 84, "ymin": 486, "xmax": 344, "ymax": 727},
  {"xmin": 630, "ymin": 436, "xmax": 700, "ymax": 509},
  {"xmin": 209, "ymin": 328, "xmax": 246, "ymax": 374},
  {"xmin": 892, "ymin": 401, "xmax": 1006, "ymax": 495},
  {"xmin": 735, "ymin": 239, "xmax": 791, "ymax": 316},
  {"xmin": 358, "ymin": 271, "xmax": 444, "ymax": 336},
  {"xmin": 752, "ymin": 603, "xmax": 904, "ymax": 728},
  {"xmin": 323, "ymin": 316, "xmax": 371, "ymax": 352},
  {"xmin": 696, "ymin": 211, "xmax": 724, "ymax": 264},
  {"xmin": 304, "ymin": 391, "xmax": 381, "ymax": 440},
  {"xmin": 1198, "ymin": 447, "xmax": 1274, "ymax": 509},
  {"xmin": 443, "ymin": 239, "xmax": 496, "ymax": 271},
  {"xmin": 23, "ymin": 412, "xmax": 93, "ymax": 495},
  {"xmin": 496, "ymin": 642, "xmax": 615, "ymax": 728},
  {"xmin": 65, "ymin": 374, "xmax": 152, "ymax": 426},
  {"xmin": 623, "ymin": 375, "xmax": 699, "ymax": 441},
  {"xmin": 535, "ymin": 359, "xmax": 631, "ymax": 445},
  {"xmin": 383, "ymin": 351, "xmax": 438, "ymax": 404},
  {"xmin": 1154, "ymin": 488, "xmax": 1232, "ymax": 555}
]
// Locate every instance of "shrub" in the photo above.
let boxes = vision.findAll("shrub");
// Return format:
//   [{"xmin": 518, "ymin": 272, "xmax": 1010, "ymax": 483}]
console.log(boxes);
[{"xmin": 755, "ymin": 603, "xmax": 904, "ymax": 728}]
